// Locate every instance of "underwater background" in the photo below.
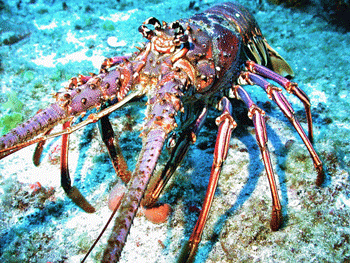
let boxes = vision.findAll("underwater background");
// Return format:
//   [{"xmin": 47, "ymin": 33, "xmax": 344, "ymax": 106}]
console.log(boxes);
[{"xmin": 0, "ymin": 0, "xmax": 349, "ymax": 262}]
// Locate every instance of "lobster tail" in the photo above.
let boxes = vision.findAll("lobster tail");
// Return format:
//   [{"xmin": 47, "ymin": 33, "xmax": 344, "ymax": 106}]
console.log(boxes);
[{"xmin": 0, "ymin": 103, "xmax": 67, "ymax": 155}]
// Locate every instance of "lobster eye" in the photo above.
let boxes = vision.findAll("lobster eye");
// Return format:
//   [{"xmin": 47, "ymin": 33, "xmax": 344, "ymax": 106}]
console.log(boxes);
[
  {"xmin": 143, "ymin": 17, "xmax": 162, "ymax": 30},
  {"xmin": 179, "ymin": 35, "xmax": 188, "ymax": 43}
]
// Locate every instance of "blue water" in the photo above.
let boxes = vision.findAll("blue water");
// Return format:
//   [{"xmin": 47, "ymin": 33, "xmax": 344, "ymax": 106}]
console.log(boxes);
[{"xmin": 0, "ymin": 0, "xmax": 349, "ymax": 262}]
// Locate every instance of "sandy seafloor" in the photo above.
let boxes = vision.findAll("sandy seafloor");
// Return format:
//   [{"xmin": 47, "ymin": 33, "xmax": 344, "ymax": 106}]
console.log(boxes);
[{"xmin": 0, "ymin": 0, "xmax": 350, "ymax": 262}]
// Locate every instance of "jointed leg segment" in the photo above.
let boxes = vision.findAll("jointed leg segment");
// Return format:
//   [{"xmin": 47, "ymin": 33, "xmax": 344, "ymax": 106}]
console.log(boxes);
[
  {"xmin": 31, "ymin": 121, "xmax": 96, "ymax": 213},
  {"xmin": 98, "ymin": 109, "xmax": 131, "ymax": 184},
  {"xmin": 233, "ymin": 85, "xmax": 282, "ymax": 230},
  {"xmin": 246, "ymin": 61, "xmax": 314, "ymax": 143},
  {"xmin": 31, "ymin": 105, "xmax": 133, "ymax": 214},
  {"xmin": 33, "ymin": 127, "xmax": 53, "ymax": 166},
  {"xmin": 178, "ymin": 97, "xmax": 237, "ymax": 263},
  {"xmin": 142, "ymin": 105, "xmax": 208, "ymax": 208},
  {"xmin": 60, "ymin": 121, "xmax": 96, "ymax": 213},
  {"xmin": 241, "ymin": 69, "xmax": 324, "ymax": 186}
]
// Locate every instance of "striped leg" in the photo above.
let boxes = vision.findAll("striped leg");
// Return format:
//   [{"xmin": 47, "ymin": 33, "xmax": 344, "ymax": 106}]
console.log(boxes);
[
  {"xmin": 178, "ymin": 97, "xmax": 237, "ymax": 263},
  {"xmin": 246, "ymin": 61, "xmax": 314, "ymax": 143},
  {"xmin": 233, "ymin": 85, "xmax": 282, "ymax": 230},
  {"xmin": 241, "ymin": 71, "xmax": 324, "ymax": 186}
]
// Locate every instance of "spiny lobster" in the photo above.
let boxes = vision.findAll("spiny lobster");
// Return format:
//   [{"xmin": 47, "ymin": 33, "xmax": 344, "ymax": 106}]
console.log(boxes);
[{"xmin": 0, "ymin": 2, "xmax": 325, "ymax": 262}]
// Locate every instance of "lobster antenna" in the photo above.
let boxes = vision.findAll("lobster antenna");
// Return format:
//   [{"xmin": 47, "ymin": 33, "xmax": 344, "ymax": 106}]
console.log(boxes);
[
  {"xmin": 81, "ymin": 194, "xmax": 124, "ymax": 262},
  {"xmin": 0, "ymin": 91, "xmax": 142, "ymax": 159}
]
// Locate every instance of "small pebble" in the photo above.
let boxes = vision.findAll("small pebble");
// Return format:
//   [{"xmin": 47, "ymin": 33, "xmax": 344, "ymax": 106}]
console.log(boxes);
[
  {"xmin": 285, "ymin": 139, "xmax": 295, "ymax": 149},
  {"xmin": 107, "ymin": 36, "xmax": 127, "ymax": 47}
]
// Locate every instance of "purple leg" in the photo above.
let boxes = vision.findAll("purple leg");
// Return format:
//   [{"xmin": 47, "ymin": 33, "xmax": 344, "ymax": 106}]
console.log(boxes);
[
  {"xmin": 246, "ymin": 61, "xmax": 314, "ymax": 143},
  {"xmin": 242, "ymin": 71, "xmax": 324, "ymax": 186},
  {"xmin": 233, "ymin": 85, "xmax": 282, "ymax": 230}
]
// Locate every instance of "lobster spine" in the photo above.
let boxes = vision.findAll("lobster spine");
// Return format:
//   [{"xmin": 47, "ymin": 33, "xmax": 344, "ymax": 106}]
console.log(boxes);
[
  {"xmin": 102, "ymin": 129, "xmax": 167, "ymax": 262},
  {"xmin": 102, "ymin": 76, "xmax": 182, "ymax": 262},
  {"xmin": 0, "ymin": 103, "xmax": 67, "ymax": 151},
  {"xmin": 0, "ymin": 66, "xmax": 132, "ymax": 155}
]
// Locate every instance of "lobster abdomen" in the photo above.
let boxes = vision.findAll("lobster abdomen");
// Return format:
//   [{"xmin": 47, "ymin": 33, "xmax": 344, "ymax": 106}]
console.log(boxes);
[{"xmin": 189, "ymin": 2, "xmax": 294, "ymax": 78}]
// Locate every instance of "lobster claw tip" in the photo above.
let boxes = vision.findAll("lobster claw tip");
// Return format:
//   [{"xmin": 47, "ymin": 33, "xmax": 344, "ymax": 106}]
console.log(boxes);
[
  {"xmin": 176, "ymin": 240, "xmax": 197, "ymax": 263},
  {"xmin": 315, "ymin": 164, "xmax": 326, "ymax": 187},
  {"xmin": 67, "ymin": 186, "xmax": 95, "ymax": 213}
]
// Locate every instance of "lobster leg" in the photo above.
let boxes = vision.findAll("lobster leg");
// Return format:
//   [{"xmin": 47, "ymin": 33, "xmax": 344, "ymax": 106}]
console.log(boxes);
[
  {"xmin": 98, "ymin": 107, "xmax": 131, "ymax": 184},
  {"xmin": 32, "ymin": 111, "xmax": 130, "ymax": 214},
  {"xmin": 178, "ymin": 97, "xmax": 237, "ymax": 263},
  {"xmin": 233, "ymin": 85, "xmax": 282, "ymax": 230},
  {"xmin": 99, "ymin": 55, "xmax": 132, "ymax": 73},
  {"xmin": 60, "ymin": 121, "xmax": 96, "ymax": 213},
  {"xmin": 246, "ymin": 61, "xmax": 314, "ymax": 143},
  {"xmin": 142, "ymin": 105, "xmax": 208, "ymax": 207},
  {"xmin": 242, "ymin": 72, "xmax": 325, "ymax": 186}
]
